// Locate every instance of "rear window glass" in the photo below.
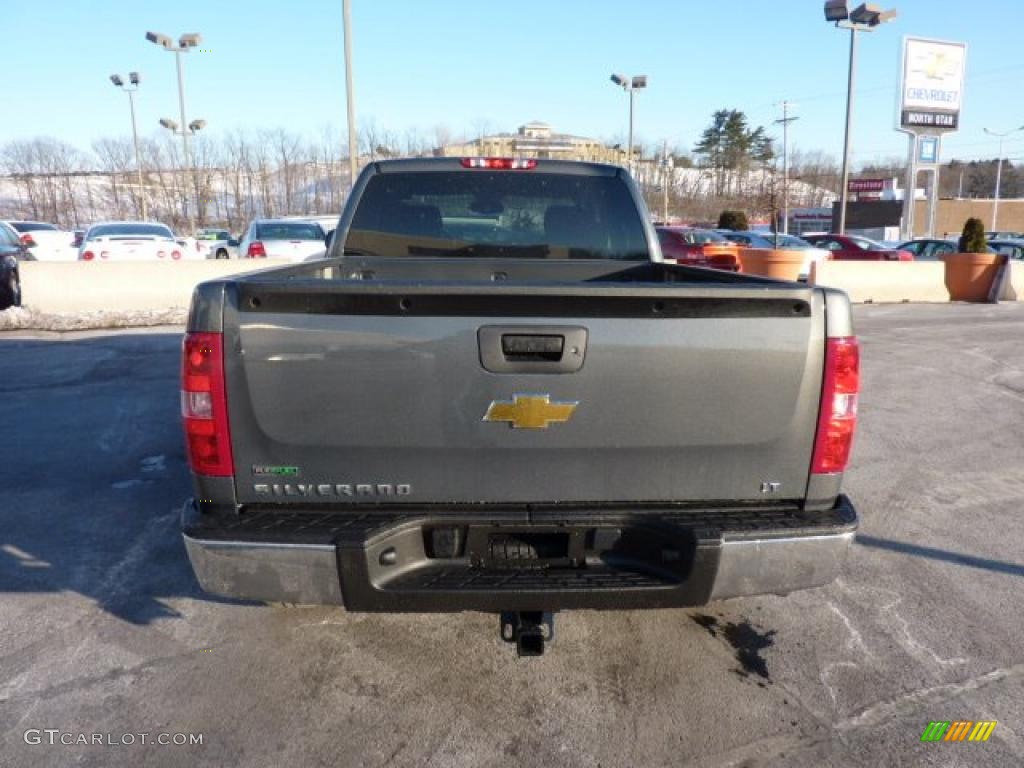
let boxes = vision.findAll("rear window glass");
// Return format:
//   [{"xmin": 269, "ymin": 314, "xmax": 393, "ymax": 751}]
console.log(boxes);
[
  {"xmin": 345, "ymin": 171, "xmax": 649, "ymax": 260},
  {"xmin": 88, "ymin": 224, "xmax": 174, "ymax": 239},
  {"xmin": 257, "ymin": 223, "xmax": 324, "ymax": 241},
  {"xmin": 10, "ymin": 222, "xmax": 58, "ymax": 232}
]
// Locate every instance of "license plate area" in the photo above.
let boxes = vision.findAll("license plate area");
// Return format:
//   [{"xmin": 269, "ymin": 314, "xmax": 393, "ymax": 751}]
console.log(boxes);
[{"xmin": 473, "ymin": 528, "xmax": 578, "ymax": 568}]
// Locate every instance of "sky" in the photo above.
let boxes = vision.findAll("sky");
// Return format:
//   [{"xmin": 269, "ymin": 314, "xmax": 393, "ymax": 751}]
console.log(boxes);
[{"xmin": 5, "ymin": 0, "xmax": 1024, "ymax": 169}]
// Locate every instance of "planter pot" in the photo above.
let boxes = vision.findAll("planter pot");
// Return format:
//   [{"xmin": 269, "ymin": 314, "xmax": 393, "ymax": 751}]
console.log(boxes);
[
  {"xmin": 738, "ymin": 248, "xmax": 805, "ymax": 281},
  {"xmin": 942, "ymin": 252, "xmax": 1006, "ymax": 302}
]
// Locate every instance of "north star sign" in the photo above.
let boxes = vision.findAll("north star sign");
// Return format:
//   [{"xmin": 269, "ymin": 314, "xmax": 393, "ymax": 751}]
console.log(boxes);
[{"xmin": 898, "ymin": 37, "xmax": 966, "ymax": 133}]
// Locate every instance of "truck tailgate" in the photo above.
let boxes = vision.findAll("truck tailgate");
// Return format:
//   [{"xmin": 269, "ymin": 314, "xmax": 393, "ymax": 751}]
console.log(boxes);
[{"xmin": 224, "ymin": 283, "xmax": 824, "ymax": 506}]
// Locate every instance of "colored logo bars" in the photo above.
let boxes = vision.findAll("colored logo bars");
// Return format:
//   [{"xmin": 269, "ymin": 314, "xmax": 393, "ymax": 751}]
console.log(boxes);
[{"xmin": 920, "ymin": 721, "xmax": 997, "ymax": 743}]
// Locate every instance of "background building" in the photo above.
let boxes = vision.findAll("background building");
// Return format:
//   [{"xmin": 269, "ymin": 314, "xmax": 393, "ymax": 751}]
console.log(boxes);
[{"xmin": 435, "ymin": 121, "xmax": 629, "ymax": 164}]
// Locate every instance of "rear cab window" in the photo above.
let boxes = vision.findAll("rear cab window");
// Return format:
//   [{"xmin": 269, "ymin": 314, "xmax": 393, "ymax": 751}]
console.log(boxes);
[{"xmin": 344, "ymin": 169, "xmax": 649, "ymax": 260}]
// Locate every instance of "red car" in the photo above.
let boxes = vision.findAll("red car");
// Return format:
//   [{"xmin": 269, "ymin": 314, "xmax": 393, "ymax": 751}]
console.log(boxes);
[
  {"xmin": 656, "ymin": 227, "xmax": 740, "ymax": 271},
  {"xmin": 803, "ymin": 234, "xmax": 913, "ymax": 261}
]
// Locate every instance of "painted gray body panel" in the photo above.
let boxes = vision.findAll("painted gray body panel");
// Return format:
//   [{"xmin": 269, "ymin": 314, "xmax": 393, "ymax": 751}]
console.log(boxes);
[{"xmin": 225, "ymin": 289, "xmax": 826, "ymax": 505}]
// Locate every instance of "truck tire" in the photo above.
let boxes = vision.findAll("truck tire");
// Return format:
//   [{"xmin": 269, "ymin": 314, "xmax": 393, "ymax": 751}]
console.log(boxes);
[{"xmin": 215, "ymin": 249, "xmax": 228, "ymax": 260}]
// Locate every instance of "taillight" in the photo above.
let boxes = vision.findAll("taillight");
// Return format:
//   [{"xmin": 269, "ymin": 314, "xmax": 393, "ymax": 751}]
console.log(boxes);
[
  {"xmin": 811, "ymin": 337, "xmax": 860, "ymax": 474},
  {"xmin": 181, "ymin": 332, "xmax": 234, "ymax": 476},
  {"xmin": 20, "ymin": 233, "xmax": 36, "ymax": 247},
  {"xmin": 171, "ymin": 250, "xmax": 182, "ymax": 260},
  {"xmin": 247, "ymin": 241, "xmax": 266, "ymax": 258},
  {"xmin": 81, "ymin": 250, "xmax": 95, "ymax": 261},
  {"xmin": 460, "ymin": 157, "xmax": 537, "ymax": 170}
]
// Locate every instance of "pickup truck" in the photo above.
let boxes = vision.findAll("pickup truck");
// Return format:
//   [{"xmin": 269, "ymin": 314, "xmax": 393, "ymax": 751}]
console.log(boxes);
[{"xmin": 181, "ymin": 157, "xmax": 859, "ymax": 656}]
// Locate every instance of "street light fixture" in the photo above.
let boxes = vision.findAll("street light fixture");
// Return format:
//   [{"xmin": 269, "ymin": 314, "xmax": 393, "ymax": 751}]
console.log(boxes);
[
  {"xmin": 110, "ymin": 71, "xmax": 147, "ymax": 219},
  {"xmin": 609, "ymin": 73, "xmax": 648, "ymax": 172},
  {"xmin": 146, "ymin": 30, "xmax": 204, "ymax": 234},
  {"xmin": 823, "ymin": 1, "xmax": 897, "ymax": 234},
  {"xmin": 983, "ymin": 125, "xmax": 1024, "ymax": 231}
]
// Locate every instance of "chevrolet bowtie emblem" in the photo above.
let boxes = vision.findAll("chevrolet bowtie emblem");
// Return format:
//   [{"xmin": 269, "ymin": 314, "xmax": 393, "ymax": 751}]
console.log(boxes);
[{"xmin": 483, "ymin": 394, "xmax": 578, "ymax": 429}]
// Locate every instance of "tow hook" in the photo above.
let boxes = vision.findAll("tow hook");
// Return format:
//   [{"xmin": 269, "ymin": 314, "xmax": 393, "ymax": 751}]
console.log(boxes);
[{"xmin": 500, "ymin": 611, "xmax": 555, "ymax": 657}]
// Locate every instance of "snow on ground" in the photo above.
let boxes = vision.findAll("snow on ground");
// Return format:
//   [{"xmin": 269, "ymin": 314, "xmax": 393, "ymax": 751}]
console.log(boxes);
[{"xmin": 0, "ymin": 305, "xmax": 187, "ymax": 332}]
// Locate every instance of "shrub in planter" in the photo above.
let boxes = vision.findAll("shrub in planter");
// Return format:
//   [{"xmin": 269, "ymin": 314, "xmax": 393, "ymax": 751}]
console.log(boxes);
[
  {"xmin": 945, "ymin": 217, "xmax": 1004, "ymax": 302},
  {"xmin": 717, "ymin": 210, "xmax": 749, "ymax": 231}
]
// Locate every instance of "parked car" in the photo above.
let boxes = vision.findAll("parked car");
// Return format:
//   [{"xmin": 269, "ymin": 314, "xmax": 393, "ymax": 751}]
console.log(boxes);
[
  {"xmin": 718, "ymin": 231, "xmax": 830, "ymax": 278},
  {"xmin": 0, "ymin": 221, "xmax": 36, "ymax": 309},
  {"xmin": 893, "ymin": 238, "xmax": 960, "ymax": 261},
  {"xmin": 655, "ymin": 226, "xmax": 740, "ymax": 271},
  {"xmin": 803, "ymin": 233, "xmax": 913, "ymax": 261},
  {"xmin": 77, "ymin": 222, "xmax": 182, "ymax": 261},
  {"xmin": 4, "ymin": 220, "xmax": 77, "ymax": 261},
  {"xmin": 238, "ymin": 219, "xmax": 327, "ymax": 262},
  {"xmin": 193, "ymin": 229, "xmax": 239, "ymax": 260},
  {"xmin": 986, "ymin": 231, "xmax": 1022, "ymax": 241},
  {"xmin": 988, "ymin": 239, "xmax": 1024, "ymax": 261}
]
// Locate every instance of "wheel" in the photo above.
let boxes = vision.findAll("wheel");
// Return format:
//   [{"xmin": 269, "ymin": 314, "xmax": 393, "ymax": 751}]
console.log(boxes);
[
  {"xmin": 215, "ymin": 249, "xmax": 228, "ymax": 260},
  {"xmin": 0, "ymin": 273, "xmax": 18, "ymax": 310}
]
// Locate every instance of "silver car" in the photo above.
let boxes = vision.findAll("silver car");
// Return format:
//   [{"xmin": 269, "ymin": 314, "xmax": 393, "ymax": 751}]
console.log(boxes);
[{"xmin": 238, "ymin": 219, "xmax": 327, "ymax": 262}]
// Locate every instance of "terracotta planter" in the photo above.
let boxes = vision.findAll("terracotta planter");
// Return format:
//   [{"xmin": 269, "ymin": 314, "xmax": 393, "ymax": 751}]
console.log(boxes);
[
  {"xmin": 942, "ymin": 252, "xmax": 1005, "ymax": 302},
  {"xmin": 738, "ymin": 248, "xmax": 805, "ymax": 281}
]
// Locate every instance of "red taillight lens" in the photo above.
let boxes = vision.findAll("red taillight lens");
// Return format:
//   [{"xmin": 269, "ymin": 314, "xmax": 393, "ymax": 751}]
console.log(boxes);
[
  {"xmin": 171, "ymin": 250, "xmax": 182, "ymax": 260},
  {"xmin": 181, "ymin": 332, "xmax": 234, "ymax": 476},
  {"xmin": 247, "ymin": 241, "xmax": 266, "ymax": 258},
  {"xmin": 811, "ymin": 337, "xmax": 860, "ymax": 474},
  {"xmin": 21, "ymin": 233, "xmax": 37, "ymax": 247},
  {"xmin": 460, "ymin": 157, "xmax": 537, "ymax": 170},
  {"xmin": 81, "ymin": 250, "xmax": 95, "ymax": 261}
]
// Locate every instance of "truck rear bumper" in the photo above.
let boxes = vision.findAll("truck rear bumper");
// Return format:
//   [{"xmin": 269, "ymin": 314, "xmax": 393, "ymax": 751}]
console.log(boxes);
[{"xmin": 182, "ymin": 497, "xmax": 857, "ymax": 611}]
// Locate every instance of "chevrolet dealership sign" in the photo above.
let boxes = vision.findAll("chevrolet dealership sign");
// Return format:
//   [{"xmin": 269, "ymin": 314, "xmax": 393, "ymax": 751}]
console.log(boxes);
[{"xmin": 898, "ymin": 37, "xmax": 966, "ymax": 133}]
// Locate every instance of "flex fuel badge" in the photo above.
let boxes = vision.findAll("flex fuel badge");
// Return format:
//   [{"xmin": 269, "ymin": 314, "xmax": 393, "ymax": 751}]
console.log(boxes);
[{"xmin": 252, "ymin": 465, "xmax": 301, "ymax": 477}]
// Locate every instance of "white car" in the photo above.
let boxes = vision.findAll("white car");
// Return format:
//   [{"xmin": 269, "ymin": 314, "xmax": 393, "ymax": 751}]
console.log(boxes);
[
  {"xmin": 78, "ymin": 221, "xmax": 183, "ymax": 261},
  {"xmin": 193, "ymin": 229, "xmax": 239, "ymax": 260},
  {"xmin": 238, "ymin": 219, "xmax": 327, "ymax": 262},
  {"xmin": 4, "ymin": 221, "xmax": 78, "ymax": 261}
]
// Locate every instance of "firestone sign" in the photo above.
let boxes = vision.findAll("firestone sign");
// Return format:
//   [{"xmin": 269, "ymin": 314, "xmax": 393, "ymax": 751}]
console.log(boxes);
[{"xmin": 898, "ymin": 38, "xmax": 966, "ymax": 133}]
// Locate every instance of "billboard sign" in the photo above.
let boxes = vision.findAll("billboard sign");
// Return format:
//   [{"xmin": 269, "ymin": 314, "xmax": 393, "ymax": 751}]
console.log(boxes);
[
  {"xmin": 848, "ymin": 178, "xmax": 886, "ymax": 193},
  {"xmin": 898, "ymin": 37, "xmax": 966, "ymax": 133}
]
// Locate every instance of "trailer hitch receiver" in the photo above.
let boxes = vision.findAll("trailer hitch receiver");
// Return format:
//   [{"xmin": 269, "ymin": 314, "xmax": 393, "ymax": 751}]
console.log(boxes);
[{"xmin": 500, "ymin": 611, "xmax": 555, "ymax": 657}]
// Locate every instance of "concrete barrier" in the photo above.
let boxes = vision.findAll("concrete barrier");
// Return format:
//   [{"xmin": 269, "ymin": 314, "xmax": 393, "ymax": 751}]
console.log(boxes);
[
  {"xmin": 810, "ymin": 261, "xmax": 949, "ymax": 303},
  {"xmin": 997, "ymin": 260, "xmax": 1024, "ymax": 301},
  {"xmin": 19, "ymin": 260, "xmax": 293, "ymax": 314},
  {"xmin": 810, "ymin": 259, "xmax": 1024, "ymax": 303}
]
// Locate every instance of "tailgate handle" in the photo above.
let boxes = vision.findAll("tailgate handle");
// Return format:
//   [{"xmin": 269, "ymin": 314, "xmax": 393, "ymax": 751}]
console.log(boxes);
[
  {"xmin": 501, "ymin": 334, "xmax": 564, "ymax": 362},
  {"xmin": 479, "ymin": 326, "xmax": 588, "ymax": 374}
]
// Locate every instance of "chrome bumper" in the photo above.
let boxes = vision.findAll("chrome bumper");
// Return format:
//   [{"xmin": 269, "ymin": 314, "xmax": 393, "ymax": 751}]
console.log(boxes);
[{"xmin": 183, "ymin": 504, "xmax": 856, "ymax": 608}]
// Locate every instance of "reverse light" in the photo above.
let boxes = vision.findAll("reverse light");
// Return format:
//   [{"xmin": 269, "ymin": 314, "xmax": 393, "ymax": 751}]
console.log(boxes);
[
  {"xmin": 246, "ymin": 241, "xmax": 266, "ymax": 258},
  {"xmin": 460, "ymin": 157, "xmax": 538, "ymax": 170},
  {"xmin": 811, "ymin": 337, "xmax": 860, "ymax": 474},
  {"xmin": 181, "ymin": 332, "xmax": 234, "ymax": 476}
]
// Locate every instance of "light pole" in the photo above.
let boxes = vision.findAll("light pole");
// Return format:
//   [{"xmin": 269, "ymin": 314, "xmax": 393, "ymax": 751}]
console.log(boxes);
[
  {"xmin": 774, "ymin": 100, "xmax": 799, "ymax": 234},
  {"xmin": 983, "ymin": 125, "xmax": 1024, "ymax": 231},
  {"xmin": 610, "ymin": 73, "xmax": 647, "ymax": 172},
  {"xmin": 146, "ymin": 31, "xmax": 202, "ymax": 233},
  {"xmin": 158, "ymin": 118, "xmax": 207, "ymax": 232},
  {"xmin": 823, "ymin": 2, "xmax": 897, "ymax": 234},
  {"xmin": 110, "ymin": 72, "xmax": 147, "ymax": 219},
  {"xmin": 343, "ymin": 0, "xmax": 358, "ymax": 189}
]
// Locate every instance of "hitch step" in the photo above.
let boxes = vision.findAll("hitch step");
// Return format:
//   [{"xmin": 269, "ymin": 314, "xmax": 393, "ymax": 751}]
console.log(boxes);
[{"xmin": 500, "ymin": 611, "xmax": 555, "ymax": 657}]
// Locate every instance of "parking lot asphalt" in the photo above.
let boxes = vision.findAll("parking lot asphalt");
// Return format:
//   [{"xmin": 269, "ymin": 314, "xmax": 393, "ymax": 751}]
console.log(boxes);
[{"xmin": 2, "ymin": 303, "xmax": 1023, "ymax": 768}]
